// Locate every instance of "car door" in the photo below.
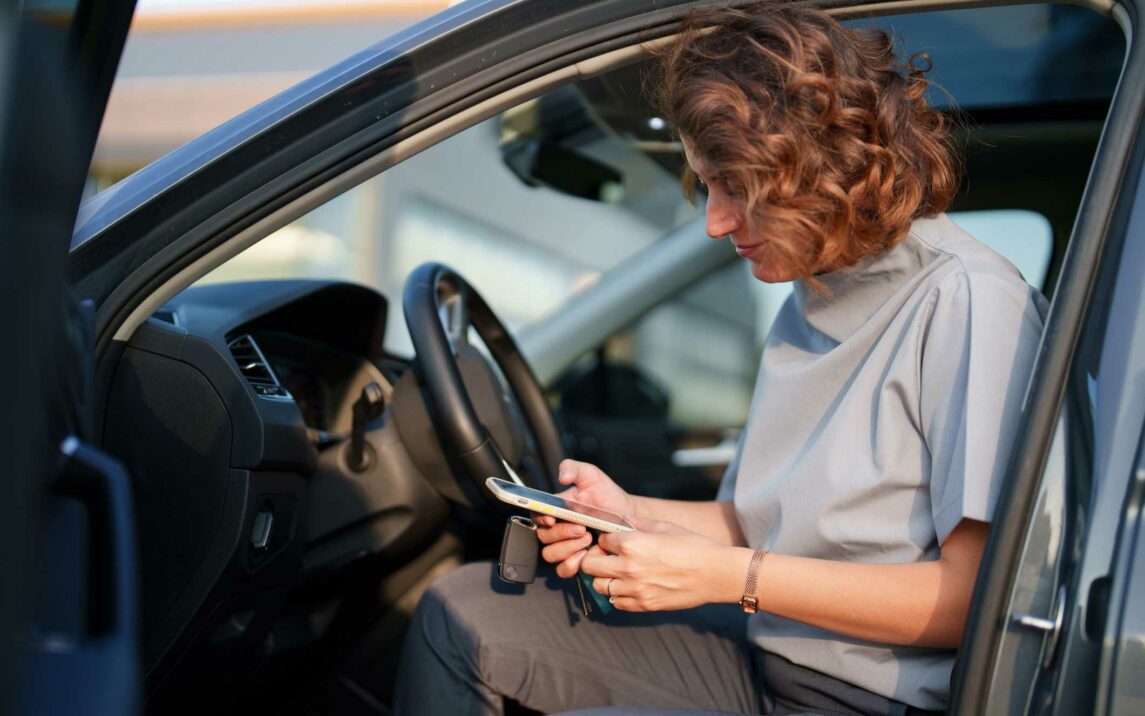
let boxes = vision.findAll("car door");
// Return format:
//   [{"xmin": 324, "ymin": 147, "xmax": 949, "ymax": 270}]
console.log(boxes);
[
  {"xmin": 949, "ymin": 3, "xmax": 1145, "ymax": 713},
  {"xmin": 0, "ymin": 2, "xmax": 139, "ymax": 714}
]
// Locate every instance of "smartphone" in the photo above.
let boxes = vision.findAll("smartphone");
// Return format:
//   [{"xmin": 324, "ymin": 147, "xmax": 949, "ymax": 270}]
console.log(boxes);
[{"xmin": 485, "ymin": 477, "xmax": 636, "ymax": 533}]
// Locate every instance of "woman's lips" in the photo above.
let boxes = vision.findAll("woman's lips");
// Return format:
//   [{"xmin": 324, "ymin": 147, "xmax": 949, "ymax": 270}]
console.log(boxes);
[{"xmin": 733, "ymin": 243, "xmax": 760, "ymax": 258}]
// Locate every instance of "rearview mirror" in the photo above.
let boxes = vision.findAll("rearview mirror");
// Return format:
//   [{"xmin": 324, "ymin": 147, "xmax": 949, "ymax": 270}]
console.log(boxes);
[{"xmin": 502, "ymin": 139, "xmax": 624, "ymax": 203}]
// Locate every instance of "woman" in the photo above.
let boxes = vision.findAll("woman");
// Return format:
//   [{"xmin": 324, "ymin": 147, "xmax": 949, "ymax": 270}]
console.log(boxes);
[{"xmin": 396, "ymin": 3, "xmax": 1047, "ymax": 714}]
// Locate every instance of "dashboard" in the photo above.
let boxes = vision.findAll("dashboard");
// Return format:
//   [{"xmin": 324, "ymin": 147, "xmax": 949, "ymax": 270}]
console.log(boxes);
[{"xmin": 101, "ymin": 279, "xmax": 449, "ymax": 711}]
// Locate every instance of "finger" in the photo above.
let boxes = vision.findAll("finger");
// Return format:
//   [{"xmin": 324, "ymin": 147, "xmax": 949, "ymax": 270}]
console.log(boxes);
[
  {"xmin": 535, "ymin": 521, "xmax": 587, "ymax": 545},
  {"xmin": 608, "ymin": 597, "xmax": 643, "ymax": 612},
  {"xmin": 598, "ymin": 531, "xmax": 633, "ymax": 555},
  {"xmin": 626, "ymin": 515, "xmax": 687, "ymax": 536},
  {"xmin": 557, "ymin": 459, "xmax": 607, "ymax": 487},
  {"xmin": 541, "ymin": 534, "xmax": 592, "ymax": 564},
  {"xmin": 555, "ymin": 549, "xmax": 588, "ymax": 579},
  {"xmin": 624, "ymin": 515, "xmax": 663, "ymax": 532},
  {"xmin": 556, "ymin": 459, "xmax": 582, "ymax": 486},
  {"xmin": 580, "ymin": 551, "xmax": 624, "ymax": 579},
  {"xmin": 533, "ymin": 510, "xmax": 579, "ymax": 528},
  {"xmin": 591, "ymin": 576, "xmax": 621, "ymax": 597}
]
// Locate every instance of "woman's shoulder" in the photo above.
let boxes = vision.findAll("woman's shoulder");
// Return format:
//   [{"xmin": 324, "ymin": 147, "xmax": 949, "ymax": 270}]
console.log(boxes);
[
  {"xmin": 905, "ymin": 214, "xmax": 1048, "ymax": 349},
  {"xmin": 909, "ymin": 213, "xmax": 1024, "ymax": 283},
  {"xmin": 907, "ymin": 213, "xmax": 1048, "ymax": 315}
]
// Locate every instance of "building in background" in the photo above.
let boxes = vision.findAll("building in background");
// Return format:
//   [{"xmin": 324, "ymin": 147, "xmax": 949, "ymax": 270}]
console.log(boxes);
[{"xmin": 92, "ymin": 1, "xmax": 441, "ymax": 186}]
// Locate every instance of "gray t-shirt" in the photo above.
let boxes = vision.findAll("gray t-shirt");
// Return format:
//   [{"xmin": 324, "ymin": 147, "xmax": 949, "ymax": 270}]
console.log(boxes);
[{"xmin": 718, "ymin": 213, "xmax": 1047, "ymax": 710}]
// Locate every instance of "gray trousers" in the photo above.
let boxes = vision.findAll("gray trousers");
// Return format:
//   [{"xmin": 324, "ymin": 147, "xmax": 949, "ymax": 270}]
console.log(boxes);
[{"xmin": 395, "ymin": 562, "xmax": 938, "ymax": 716}]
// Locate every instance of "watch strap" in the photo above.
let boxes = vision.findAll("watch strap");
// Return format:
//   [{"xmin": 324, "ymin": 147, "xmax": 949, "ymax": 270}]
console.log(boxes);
[{"xmin": 740, "ymin": 549, "xmax": 767, "ymax": 614}]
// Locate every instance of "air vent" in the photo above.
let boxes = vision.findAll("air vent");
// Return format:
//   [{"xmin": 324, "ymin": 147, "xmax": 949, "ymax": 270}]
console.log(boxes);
[{"xmin": 227, "ymin": 335, "xmax": 291, "ymax": 400}]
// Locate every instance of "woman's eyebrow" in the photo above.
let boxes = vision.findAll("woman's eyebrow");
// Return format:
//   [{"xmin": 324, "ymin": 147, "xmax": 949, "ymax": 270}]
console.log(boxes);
[{"xmin": 680, "ymin": 142, "xmax": 709, "ymax": 179}]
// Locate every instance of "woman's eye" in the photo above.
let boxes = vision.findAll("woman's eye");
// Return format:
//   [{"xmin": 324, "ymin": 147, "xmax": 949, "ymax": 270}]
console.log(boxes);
[{"xmin": 717, "ymin": 177, "xmax": 745, "ymax": 200}]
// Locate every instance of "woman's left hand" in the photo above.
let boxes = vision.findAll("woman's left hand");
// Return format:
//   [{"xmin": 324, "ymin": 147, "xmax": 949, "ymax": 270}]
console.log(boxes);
[{"xmin": 579, "ymin": 516, "xmax": 749, "ymax": 612}]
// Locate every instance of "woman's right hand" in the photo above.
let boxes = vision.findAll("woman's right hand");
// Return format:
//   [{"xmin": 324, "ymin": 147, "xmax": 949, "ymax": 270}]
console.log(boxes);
[{"xmin": 534, "ymin": 459, "xmax": 637, "ymax": 578}]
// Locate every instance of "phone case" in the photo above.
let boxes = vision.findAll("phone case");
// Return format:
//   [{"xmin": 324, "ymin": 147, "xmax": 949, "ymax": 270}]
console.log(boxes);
[
  {"xmin": 486, "ymin": 477, "xmax": 634, "ymax": 533},
  {"xmin": 578, "ymin": 571, "xmax": 614, "ymax": 615}
]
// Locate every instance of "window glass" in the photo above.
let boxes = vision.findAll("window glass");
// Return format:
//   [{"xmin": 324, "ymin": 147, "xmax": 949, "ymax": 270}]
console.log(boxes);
[
  {"xmin": 87, "ymin": 2, "xmax": 436, "ymax": 199},
  {"xmin": 199, "ymin": 110, "xmax": 702, "ymax": 357},
  {"xmin": 949, "ymin": 210, "xmax": 1053, "ymax": 288},
  {"xmin": 618, "ymin": 261, "xmax": 765, "ymax": 429},
  {"xmin": 848, "ymin": 4, "xmax": 1123, "ymax": 111}
]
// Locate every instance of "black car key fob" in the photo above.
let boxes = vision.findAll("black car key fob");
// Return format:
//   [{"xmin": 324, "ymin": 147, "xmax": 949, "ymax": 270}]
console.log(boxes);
[{"xmin": 499, "ymin": 515, "xmax": 539, "ymax": 583}]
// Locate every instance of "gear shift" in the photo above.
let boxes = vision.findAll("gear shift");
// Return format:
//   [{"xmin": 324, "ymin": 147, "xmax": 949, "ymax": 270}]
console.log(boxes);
[{"xmin": 348, "ymin": 381, "xmax": 386, "ymax": 471}]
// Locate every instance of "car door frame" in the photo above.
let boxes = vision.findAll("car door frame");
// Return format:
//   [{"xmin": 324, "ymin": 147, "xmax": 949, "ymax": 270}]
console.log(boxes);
[{"xmin": 0, "ymin": 1, "xmax": 139, "ymax": 714}]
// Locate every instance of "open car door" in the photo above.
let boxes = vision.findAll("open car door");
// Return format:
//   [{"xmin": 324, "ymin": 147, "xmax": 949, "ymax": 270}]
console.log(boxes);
[{"xmin": 0, "ymin": 1, "xmax": 138, "ymax": 714}]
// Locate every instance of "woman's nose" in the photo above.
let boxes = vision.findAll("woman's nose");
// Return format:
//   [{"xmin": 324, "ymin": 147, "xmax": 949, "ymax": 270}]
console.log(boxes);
[{"xmin": 705, "ymin": 194, "xmax": 742, "ymax": 239}]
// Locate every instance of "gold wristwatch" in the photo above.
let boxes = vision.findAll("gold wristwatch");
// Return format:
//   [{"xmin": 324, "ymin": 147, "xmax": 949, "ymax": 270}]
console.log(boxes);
[{"xmin": 739, "ymin": 549, "xmax": 768, "ymax": 614}]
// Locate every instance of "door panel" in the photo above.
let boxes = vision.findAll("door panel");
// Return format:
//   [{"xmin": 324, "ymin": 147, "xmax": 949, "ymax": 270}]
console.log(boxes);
[{"xmin": 0, "ymin": 2, "xmax": 138, "ymax": 715}]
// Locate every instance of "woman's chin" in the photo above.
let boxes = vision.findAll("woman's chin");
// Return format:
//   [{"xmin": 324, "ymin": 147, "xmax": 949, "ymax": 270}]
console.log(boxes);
[{"xmin": 748, "ymin": 259, "xmax": 796, "ymax": 284}]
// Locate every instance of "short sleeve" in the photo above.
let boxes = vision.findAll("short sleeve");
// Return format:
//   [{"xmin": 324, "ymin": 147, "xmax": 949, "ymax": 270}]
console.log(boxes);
[
  {"xmin": 716, "ymin": 430, "xmax": 745, "ymax": 501},
  {"xmin": 919, "ymin": 271, "xmax": 1047, "ymax": 544}
]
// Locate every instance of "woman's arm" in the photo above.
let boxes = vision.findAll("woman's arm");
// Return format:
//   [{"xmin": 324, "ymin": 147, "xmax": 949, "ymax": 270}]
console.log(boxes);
[
  {"xmin": 631, "ymin": 496, "xmax": 747, "ymax": 547},
  {"xmin": 533, "ymin": 460, "xmax": 748, "ymax": 577},
  {"xmin": 584, "ymin": 517, "xmax": 988, "ymax": 649}
]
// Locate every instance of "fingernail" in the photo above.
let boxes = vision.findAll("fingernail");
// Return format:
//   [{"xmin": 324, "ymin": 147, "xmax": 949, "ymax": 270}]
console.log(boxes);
[{"xmin": 559, "ymin": 470, "xmax": 573, "ymax": 480}]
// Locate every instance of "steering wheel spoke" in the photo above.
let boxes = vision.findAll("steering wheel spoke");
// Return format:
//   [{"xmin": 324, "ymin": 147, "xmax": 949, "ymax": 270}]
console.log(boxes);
[{"xmin": 436, "ymin": 283, "xmax": 470, "ymax": 352}]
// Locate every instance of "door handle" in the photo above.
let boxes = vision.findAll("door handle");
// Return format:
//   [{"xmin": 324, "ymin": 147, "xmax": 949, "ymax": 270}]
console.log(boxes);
[
  {"xmin": 1011, "ymin": 584, "xmax": 1067, "ymax": 668},
  {"xmin": 24, "ymin": 436, "xmax": 140, "ymax": 715}
]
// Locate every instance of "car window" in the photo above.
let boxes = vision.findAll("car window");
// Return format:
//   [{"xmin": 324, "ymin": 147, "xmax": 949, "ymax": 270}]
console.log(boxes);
[
  {"xmin": 197, "ymin": 108, "xmax": 703, "ymax": 357},
  {"xmin": 87, "ymin": 3, "xmax": 434, "ymax": 198},
  {"xmin": 847, "ymin": 4, "xmax": 1123, "ymax": 111}
]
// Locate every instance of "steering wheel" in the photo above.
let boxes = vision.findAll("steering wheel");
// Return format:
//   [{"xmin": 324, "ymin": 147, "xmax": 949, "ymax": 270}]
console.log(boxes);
[{"xmin": 402, "ymin": 263, "xmax": 563, "ymax": 500}]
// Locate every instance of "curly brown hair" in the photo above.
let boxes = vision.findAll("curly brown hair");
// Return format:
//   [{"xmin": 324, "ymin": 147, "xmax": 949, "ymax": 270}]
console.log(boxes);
[{"xmin": 650, "ymin": 3, "xmax": 959, "ymax": 283}]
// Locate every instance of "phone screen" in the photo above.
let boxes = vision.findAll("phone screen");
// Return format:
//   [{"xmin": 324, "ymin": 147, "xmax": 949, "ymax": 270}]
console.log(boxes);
[{"xmin": 491, "ymin": 480, "xmax": 634, "ymax": 528}]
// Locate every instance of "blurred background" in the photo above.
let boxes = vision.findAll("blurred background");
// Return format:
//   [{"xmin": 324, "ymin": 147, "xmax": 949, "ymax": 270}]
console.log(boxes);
[{"xmin": 90, "ymin": 0, "xmax": 442, "ymax": 184}]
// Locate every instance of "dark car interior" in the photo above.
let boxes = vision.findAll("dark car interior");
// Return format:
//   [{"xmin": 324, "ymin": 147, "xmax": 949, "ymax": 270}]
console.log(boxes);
[{"xmin": 87, "ymin": 4, "xmax": 1126, "ymax": 714}]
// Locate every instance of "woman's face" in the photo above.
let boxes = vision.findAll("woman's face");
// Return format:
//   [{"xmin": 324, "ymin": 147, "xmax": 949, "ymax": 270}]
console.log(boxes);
[{"xmin": 683, "ymin": 142, "xmax": 799, "ymax": 284}]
